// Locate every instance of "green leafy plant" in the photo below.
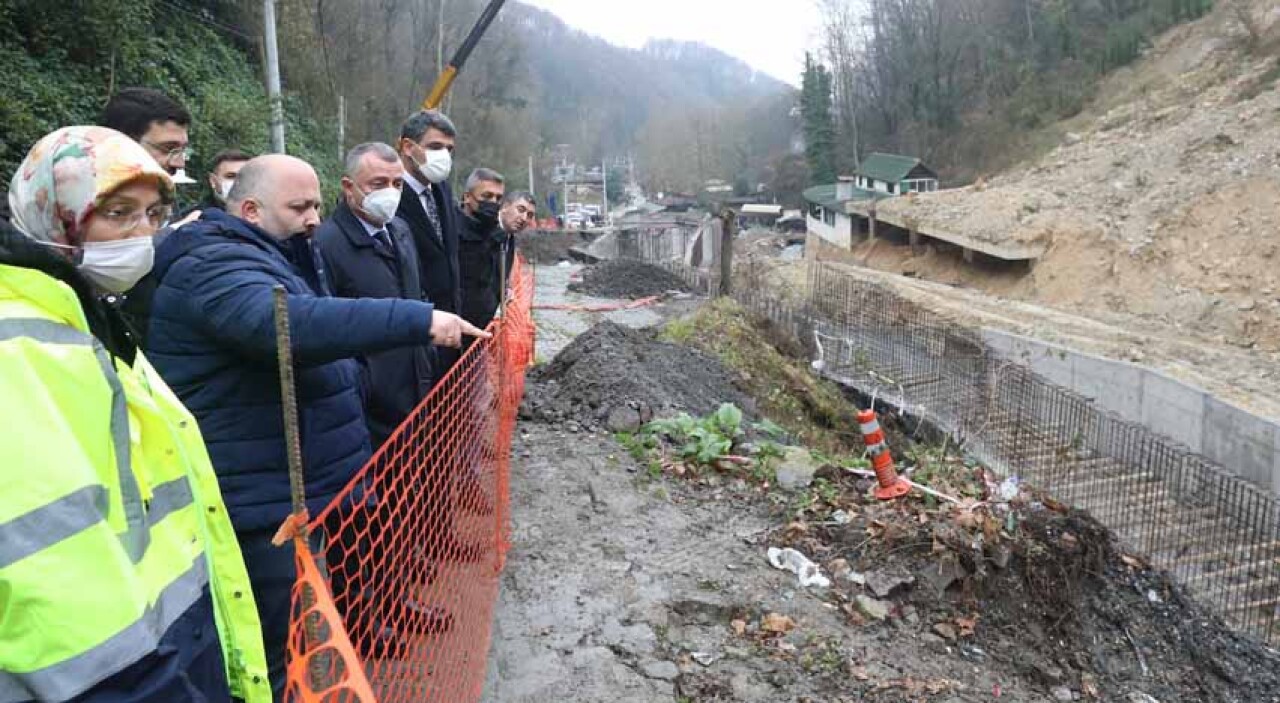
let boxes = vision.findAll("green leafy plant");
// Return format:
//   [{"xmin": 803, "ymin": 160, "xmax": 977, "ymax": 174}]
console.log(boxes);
[{"xmin": 646, "ymin": 402, "xmax": 745, "ymax": 467}]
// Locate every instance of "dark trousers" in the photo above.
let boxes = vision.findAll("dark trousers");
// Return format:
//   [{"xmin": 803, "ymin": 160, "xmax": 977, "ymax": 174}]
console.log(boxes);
[
  {"xmin": 69, "ymin": 589, "xmax": 231, "ymax": 703},
  {"xmin": 237, "ymin": 512, "xmax": 393, "ymax": 701}
]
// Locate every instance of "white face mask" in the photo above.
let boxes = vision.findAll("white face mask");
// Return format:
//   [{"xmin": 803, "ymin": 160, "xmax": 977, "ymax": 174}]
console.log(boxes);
[
  {"xmin": 361, "ymin": 187, "xmax": 402, "ymax": 225},
  {"xmin": 78, "ymin": 237, "xmax": 156, "ymax": 293},
  {"xmin": 415, "ymin": 148, "xmax": 452, "ymax": 184},
  {"xmin": 217, "ymin": 178, "xmax": 234, "ymax": 200}
]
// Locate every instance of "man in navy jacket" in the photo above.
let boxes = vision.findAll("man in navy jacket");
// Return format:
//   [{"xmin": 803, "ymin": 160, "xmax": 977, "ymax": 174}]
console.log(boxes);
[{"xmin": 146, "ymin": 154, "xmax": 486, "ymax": 696}]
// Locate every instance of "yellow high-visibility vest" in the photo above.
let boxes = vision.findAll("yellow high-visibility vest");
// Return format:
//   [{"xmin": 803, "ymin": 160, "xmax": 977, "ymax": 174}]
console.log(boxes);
[{"xmin": 0, "ymin": 262, "xmax": 271, "ymax": 703}]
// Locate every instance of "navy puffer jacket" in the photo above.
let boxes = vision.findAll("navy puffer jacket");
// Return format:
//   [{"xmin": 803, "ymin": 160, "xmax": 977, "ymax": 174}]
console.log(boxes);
[{"xmin": 147, "ymin": 210, "xmax": 436, "ymax": 531}]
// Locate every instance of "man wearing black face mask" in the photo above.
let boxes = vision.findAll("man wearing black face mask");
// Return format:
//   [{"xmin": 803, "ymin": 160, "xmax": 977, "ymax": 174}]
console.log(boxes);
[{"xmin": 458, "ymin": 167, "xmax": 506, "ymax": 328}]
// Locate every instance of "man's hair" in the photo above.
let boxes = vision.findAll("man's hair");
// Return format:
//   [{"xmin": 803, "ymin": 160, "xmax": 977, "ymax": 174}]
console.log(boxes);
[
  {"xmin": 226, "ymin": 158, "xmax": 271, "ymax": 206},
  {"xmin": 503, "ymin": 190, "xmax": 536, "ymax": 208},
  {"xmin": 465, "ymin": 167, "xmax": 504, "ymax": 193},
  {"xmin": 99, "ymin": 87, "xmax": 192, "ymax": 140},
  {"xmin": 344, "ymin": 142, "xmax": 400, "ymax": 177},
  {"xmin": 210, "ymin": 149, "xmax": 254, "ymax": 172},
  {"xmin": 399, "ymin": 110, "xmax": 457, "ymax": 143}
]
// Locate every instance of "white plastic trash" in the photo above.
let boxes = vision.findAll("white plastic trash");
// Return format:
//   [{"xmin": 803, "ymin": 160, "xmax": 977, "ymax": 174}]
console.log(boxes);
[{"xmin": 766, "ymin": 547, "xmax": 831, "ymax": 588}]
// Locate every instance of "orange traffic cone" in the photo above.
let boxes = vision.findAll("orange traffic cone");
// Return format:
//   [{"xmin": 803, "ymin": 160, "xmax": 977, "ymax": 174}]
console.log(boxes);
[{"xmin": 857, "ymin": 409, "xmax": 910, "ymax": 500}]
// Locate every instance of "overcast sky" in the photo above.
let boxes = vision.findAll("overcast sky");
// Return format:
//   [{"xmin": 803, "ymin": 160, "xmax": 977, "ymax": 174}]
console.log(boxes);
[{"xmin": 520, "ymin": 0, "xmax": 824, "ymax": 86}]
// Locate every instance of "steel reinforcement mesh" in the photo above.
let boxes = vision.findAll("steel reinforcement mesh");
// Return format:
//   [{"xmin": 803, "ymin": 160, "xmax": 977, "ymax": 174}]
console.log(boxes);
[
  {"xmin": 652, "ymin": 255, "xmax": 1280, "ymax": 645},
  {"xmin": 283, "ymin": 256, "xmax": 535, "ymax": 703}
]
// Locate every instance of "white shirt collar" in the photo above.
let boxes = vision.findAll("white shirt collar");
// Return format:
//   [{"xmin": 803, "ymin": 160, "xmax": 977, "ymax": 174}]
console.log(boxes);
[
  {"xmin": 355, "ymin": 214, "xmax": 384, "ymax": 238},
  {"xmin": 402, "ymin": 170, "xmax": 431, "ymax": 198}
]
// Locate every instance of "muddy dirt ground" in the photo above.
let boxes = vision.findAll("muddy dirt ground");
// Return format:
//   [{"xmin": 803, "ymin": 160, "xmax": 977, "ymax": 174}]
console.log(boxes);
[{"xmin": 484, "ymin": 262, "xmax": 1280, "ymax": 703}]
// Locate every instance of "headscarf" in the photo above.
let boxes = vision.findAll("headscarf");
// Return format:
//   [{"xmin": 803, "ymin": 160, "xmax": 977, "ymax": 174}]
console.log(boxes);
[{"xmin": 7, "ymin": 126, "xmax": 174, "ymax": 246}]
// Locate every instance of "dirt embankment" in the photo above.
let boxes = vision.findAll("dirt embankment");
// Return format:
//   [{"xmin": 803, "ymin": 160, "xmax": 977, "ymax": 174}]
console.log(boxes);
[{"xmin": 849, "ymin": 0, "xmax": 1280, "ymax": 354}]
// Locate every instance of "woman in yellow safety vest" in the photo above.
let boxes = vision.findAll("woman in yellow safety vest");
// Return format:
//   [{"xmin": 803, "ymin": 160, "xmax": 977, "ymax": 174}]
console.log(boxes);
[{"xmin": 0, "ymin": 126, "xmax": 271, "ymax": 702}]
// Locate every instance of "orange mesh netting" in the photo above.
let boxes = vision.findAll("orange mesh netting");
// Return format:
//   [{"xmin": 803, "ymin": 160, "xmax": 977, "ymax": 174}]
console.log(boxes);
[{"xmin": 284, "ymin": 255, "xmax": 536, "ymax": 702}]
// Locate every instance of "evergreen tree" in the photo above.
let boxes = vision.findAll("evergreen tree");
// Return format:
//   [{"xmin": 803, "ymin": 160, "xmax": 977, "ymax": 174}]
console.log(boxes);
[{"xmin": 801, "ymin": 53, "xmax": 837, "ymax": 185}]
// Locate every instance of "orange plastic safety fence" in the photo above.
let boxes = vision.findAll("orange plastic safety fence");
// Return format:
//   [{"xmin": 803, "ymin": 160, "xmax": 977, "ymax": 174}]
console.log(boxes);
[{"xmin": 284, "ymin": 256, "xmax": 536, "ymax": 703}]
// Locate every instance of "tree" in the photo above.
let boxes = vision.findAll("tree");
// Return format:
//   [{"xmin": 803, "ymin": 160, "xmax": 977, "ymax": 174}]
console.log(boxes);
[{"xmin": 801, "ymin": 53, "xmax": 837, "ymax": 185}]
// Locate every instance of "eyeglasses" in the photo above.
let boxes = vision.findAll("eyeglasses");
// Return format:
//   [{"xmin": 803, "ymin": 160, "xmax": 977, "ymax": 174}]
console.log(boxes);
[
  {"xmin": 140, "ymin": 140, "xmax": 192, "ymax": 162},
  {"xmin": 98, "ymin": 204, "xmax": 173, "ymax": 231}
]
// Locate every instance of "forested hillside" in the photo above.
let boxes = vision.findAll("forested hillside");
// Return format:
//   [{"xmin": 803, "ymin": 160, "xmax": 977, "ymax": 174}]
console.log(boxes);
[
  {"xmin": 0, "ymin": 0, "xmax": 341, "ymax": 195},
  {"xmin": 0, "ymin": 0, "xmax": 798, "ymax": 206},
  {"xmin": 808, "ymin": 0, "xmax": 1217, "ymax": 184}
]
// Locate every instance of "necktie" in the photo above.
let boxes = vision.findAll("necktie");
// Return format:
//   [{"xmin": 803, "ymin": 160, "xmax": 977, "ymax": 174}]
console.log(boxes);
[
  {"xmin": 420, "ymin": 186, "xmax": 442, "ymax": 244},
  {"xmin": 373, "ymin": 228, "xmax": 393, "ymax": 253}
]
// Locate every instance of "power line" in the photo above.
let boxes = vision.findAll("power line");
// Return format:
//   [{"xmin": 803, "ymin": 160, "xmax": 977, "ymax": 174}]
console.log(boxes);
[{"xmin": 153, "ymin": 0, "xmax": 256, "ymax": 41}]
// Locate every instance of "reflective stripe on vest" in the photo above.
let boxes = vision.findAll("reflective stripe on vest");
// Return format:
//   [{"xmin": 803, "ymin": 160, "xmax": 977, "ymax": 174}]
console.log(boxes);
[
  {"xmin": 146, "ymin": 477, "xmax": 195, "ymax": 527},
  {"xmin": 0, "ymin": 318, "xmax": 149, "ymax": 562},
  {"xmin": 0, "ymin": 485, "xmax": 108, "ymax": 569},
  {"xmin": 0, "ymin": 557, "xmax": 209, "ymax": 703}
]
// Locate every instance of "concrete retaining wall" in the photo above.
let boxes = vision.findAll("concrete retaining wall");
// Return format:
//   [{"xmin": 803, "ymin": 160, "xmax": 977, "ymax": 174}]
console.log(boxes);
[{"xmin": 983, "ymin": 329, "xmax": 1280, "ymax": 495}]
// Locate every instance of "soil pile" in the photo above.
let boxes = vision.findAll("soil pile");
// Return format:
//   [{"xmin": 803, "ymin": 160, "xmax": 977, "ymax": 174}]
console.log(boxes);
[
  {"xmin": 523, "ymin": 320, "xmax": 752, "ymax": 430},
  {"xmin": 568, "ymin": 259, "xmax": 691, "ymax": 299},
  {"xmin": 763, "ymin": 443, "xmax": 1280, "ymax": 703},
  {"xmin": 517, "ymin": 229, "xmax": 587, "ymax": 264}
]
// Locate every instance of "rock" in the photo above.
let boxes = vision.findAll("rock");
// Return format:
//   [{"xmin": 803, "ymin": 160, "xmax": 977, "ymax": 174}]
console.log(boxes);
[
  {"xmin": 924, "ymin": 554, "xmax": 968, "ymax": 593},
  {"xmin": 1065, "ymin": 132, "xmax": 1083, "ymax": 145},
  {"xmin": 775, "ymin": 447, "xmax": 820, "ymax": 490},
  {"xmin": 1238, "ymin": 299, "xmax": 1257, "ymax": 312},
  {"xmin": 690, "ymin": 651, "xmax": 720, "ymax": 667},
  {"xmin": 605, "ymin": 405, "xmax": 643, "ymax": 433},
  {"xmin": 641, "ymin": 660, "xmax": 680, "ymax": 681},
  {"xmin": 866, "ymin": 571, "xmax": 915, "ymax": 599},
  {"xmin": 855, "ymin": 595, "xmax": 890, "ymax": 621},
  {"xmin": 1034, "ymin": 662, "xmax": 1066, "ymax": 685},
  {"xmin": 1051, "ymin": 686, "xmax": 1074, "ymax": 701},
  {"xmin": 986, "ymin": 543, "xmax": 1012, "ymax": 570},
  {"xmin": 761, "ymin": 612, "xmax": 796, "ymax": 634},
  {"xmin": 598, "ymin": 619, "xmax": 657, "ymax": 656},
  {"xmin": 932, "ymin": 623, "xmax": 957, "ymax": 641},
  {"xmin": 1127, "ymin": 694, "xmax": 1161, "ymax": 703},
  {"xmin": 902, "ymin": 606, "xmax": 920, "ymax": 626}
]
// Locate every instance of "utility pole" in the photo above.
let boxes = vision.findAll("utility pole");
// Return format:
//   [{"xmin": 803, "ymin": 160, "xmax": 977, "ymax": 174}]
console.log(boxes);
[
  {"xmin": 438, "ymin": 0, "xmax": 447, "ymax": 77},
  {"xmin": 719, "ymin": 208, "xmax": 736, "ymax": 297},
  {"xmin": 263, "ymin": 0, "xmax": 286, "ymax": 153},
  {"xmin": 337, "ymin": 95, "xmax": 345, "ymax": 160},
  {"xmin": 528, "ymin": 154, "xmax": 536, "ymax": 198},
  {"xmin": 601, "ymin": 160, "xmax": 609, "ymax": 225}
]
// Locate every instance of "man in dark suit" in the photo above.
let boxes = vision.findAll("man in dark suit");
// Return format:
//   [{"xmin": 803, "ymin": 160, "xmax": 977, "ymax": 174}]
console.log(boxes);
[
  {"xmin": 315, "ymin": 142, "xmax": 435, "ymax": 448},
  {"xmin": 396, "ymin": 110, "xmax": 463, "ymax": 375}
]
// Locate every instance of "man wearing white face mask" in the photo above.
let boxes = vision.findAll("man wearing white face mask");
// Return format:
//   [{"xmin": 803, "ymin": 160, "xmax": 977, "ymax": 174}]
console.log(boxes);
[
  {"xmin": 316, "ymin": 142, "xmax": 436, "ymax": 448},
  {"xmin": 396, "ymin": 110, "xmax": 464, "ymax": 375}
]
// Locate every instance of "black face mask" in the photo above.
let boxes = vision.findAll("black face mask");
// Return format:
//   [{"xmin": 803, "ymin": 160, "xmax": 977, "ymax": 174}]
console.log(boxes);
[{"xmin": 475, "ymin": 200, "xmax": 501, "ymax": 228}]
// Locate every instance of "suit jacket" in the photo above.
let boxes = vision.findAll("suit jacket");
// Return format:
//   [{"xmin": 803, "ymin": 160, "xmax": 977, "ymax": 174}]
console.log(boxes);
[
  {"xmin": 315, "ymin": 202, "xmax": 437, "ymax": 447},
  {"xmin": 397, "ymin": 179, "xmax": 461, "ymax": 315}
]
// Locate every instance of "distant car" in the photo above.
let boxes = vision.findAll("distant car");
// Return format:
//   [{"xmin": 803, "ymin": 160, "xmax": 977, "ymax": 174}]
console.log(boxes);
[{"xmin": 582, "ymin": 204, "xmax": 602, "ymax": 218}]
